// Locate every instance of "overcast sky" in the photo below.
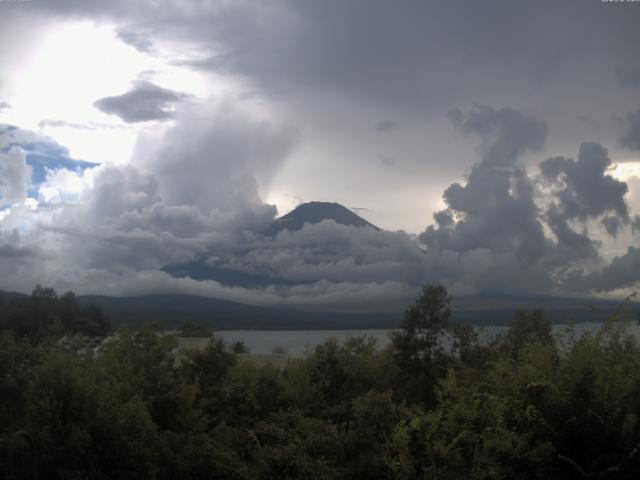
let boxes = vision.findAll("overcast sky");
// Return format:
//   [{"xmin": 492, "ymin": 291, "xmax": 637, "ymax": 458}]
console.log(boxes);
[{"xmin": 1, "ymin": 0, "xmax": 639, "ymax": 305}]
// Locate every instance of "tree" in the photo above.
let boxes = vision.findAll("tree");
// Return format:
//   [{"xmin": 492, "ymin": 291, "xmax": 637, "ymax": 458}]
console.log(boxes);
[
  {"xmin": 231, "ymin": 340, "xmax": 250, "ymax": 354},
  {"xmin": 178, "ymin": 321, "xmax": 212, "ymax": 338},
  {"xmin": 499, "ymin": 309, "xmax": 553, "ymax": 358},
  {"xmin": 0, "ymin": 287, "xmax": 110, "ymax": 340},
  {"xmin": 390, "ymin": 284, "xmax": 452, "ymax": 406}
]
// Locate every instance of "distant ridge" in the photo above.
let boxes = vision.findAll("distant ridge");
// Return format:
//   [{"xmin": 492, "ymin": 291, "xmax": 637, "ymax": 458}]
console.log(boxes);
[
  {"xmin": 2, "ymin": 289, "xmax": 638, "ymax": 330},
  {"xmin": 264, "ymin": 201, "xmax": 380, "ymax": 236}
]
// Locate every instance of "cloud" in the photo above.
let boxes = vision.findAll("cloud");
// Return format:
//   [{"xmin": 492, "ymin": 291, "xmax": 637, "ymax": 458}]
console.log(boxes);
[
  {"xmin": 207, "ymin": 220, "xmax": 429, "ymax": 285},
  {"xmin": 0, "ymin": 101, "xmax": 10, "ymax": 112},
  {"xmin": 33, "ymin": 1, "xmax": 638, "ymax": 126},
  {"xmin": 116, "ymin": 26, "xmax": 154, "ymax": 53},
  {"xmin": 601, "ymin": 215, "xmax": 623, "ymax": 238},
  {"xmin": 374, "ymin": 119, "xmax": 398, "ymax": 132},
  {"xmin": 566, "ymin": 247, "xmax": 640, "ymax": 293},
  {"xmin": 0, "ymin": 166, "xmax": 424, "ymax": 305},
  {"xmin": 94, "ymin": 80, "xmax": 189, "ymax": 123},
  {"xmin": 1, "ymin": 101, "xmax": 638, "ymax": 302},
  {"xmin": 539, "ymin": 143, "xmax": 629, "ymax": 226},
  {"xmin": 619, "ymin": 109, "xmax": 640, "ymax": 152},
  {"xmin": 419, "ymin": 106, "xmax": 637, "ymax": 294},
  {"xmin": 3, "ymin": 0, "xmax": 640, "ymax": 302},
  {"xmin": 419, "ymin": 107, "xmax": 557, "ymax": 292},
  {"xmin": 617, "ymin": 64, "xmax": 640, "ymax": 87},
  {"xmin": 0, "ymin": 230, "xmax": 41, "ymax": 285},
  {"xmin": 0, "ymin": 104, "xmax": 299, "ymax": 298},
  {"xmin": 38, "ymin": 119, "xmax": 118, "ymax": 131},
  {"xmin": 137, "ymin": 103, "xmax": 297, "ymax": 215},
  {"xmin": 39, "ymin": 119, "xmax": 95, "ymax": 130},
  {"xmin": 377, "ymin": 154, "xmax": 396, "ymax": 167},
  {"xmin": 0, "ymin": 146, "xmax": 31, "ymax": 205},
  {"xmin": 544, "ymin": 205, "xmax": 600, "ymax": 261},
  {"xmin": 37, "ymin": 167, "xmax": 86, "ymax": 203},
  {"xmin": 449, "ymin": 105, "xmax": 548, "ymax": 167},
  {"xmin": 1, "ymin": 124, "xmax": 98, "ymax": 190},
  {"xmin": 12, "ymin": 0, "xmax": 638, "ymax": 242}
]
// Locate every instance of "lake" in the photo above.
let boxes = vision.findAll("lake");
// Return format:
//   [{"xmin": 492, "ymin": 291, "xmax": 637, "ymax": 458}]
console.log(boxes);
[{"xmin": 178, "ymin": 321, "xmax": 640, "ymax": 356}]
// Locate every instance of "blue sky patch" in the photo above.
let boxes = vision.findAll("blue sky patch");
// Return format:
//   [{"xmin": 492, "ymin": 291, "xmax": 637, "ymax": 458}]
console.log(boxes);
[{"xmin": 1, "ymin": 124, "xmax": 99, "ymax": 198}]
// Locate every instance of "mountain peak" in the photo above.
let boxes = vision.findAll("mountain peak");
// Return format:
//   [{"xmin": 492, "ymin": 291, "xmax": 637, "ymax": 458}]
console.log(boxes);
[{"xmin": 265, "ymin": 201, "xmax": 380, "ymax": 235}]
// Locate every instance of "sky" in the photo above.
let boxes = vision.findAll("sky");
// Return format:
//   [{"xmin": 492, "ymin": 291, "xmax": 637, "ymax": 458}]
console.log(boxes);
[{"xmin": 1, "ymin": 0, "xmax": 640, "ymax": 306}]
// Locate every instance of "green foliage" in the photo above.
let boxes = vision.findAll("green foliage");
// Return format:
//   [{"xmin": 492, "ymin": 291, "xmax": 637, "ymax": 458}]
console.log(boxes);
[
  {"xmin": 178, "ymin": 320, "xmax": 212, "ymax": 338},
  {"xmin": 231, "ymin": 339, "xmax": 250, "ymax": 354},
  {"xmin": 0, "ymin": 286, "xmax": 111, "ymax": 341},
  {"xmin": 390, "ymin": 283, "xmax": 452, "ymax": 406},
  {"xmin": 2, "ymin": 284, "xmax": 640, "ymax": 479}
]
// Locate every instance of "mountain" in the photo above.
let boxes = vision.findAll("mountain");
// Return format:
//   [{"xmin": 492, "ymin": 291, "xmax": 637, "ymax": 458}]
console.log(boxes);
[
  {"xmin": 76, "ymin": 294, "xmax": 400, "ymax": 330},
  {"xmin": 163, "ymin": 201, "xmax": 380, "ymax": 286},
  {"xmin": 68, "ymin": 292, "xmax": 640, "ymax": 328},
  {"xmin": 0, "ymin": 290, "xmax": 28, "ymax": 302},
  {"xmin": 263, "ymin": 201, "xmax": 380, "ymax": 236}
]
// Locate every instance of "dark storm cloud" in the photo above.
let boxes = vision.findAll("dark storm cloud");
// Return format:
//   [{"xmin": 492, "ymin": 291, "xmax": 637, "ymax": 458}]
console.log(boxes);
[
  {"xmin": 419, "ymin": 106, "xmax": 557, "ymax": 292},
  {"xmin": 419, "ymin": 106, "xmax": 636, "ymax": 294},
  {"xmin": 539, "ymin": 142, "xmax": 629, "ymax": 224},
  {"xmin": 619, "ymin": 109, "xmax": 640, "ymax": 151},
  {"xmin": 566, "ymin": 247, "xmax": 640, "ymax": 293},
  {"xmin": 540, "ymin": 143, "xmax": 629, "ymax": 237},
  {"xmin": 448, "ymin": 105, "xmax": 548, "ymax": 167},
  {"xmin": 94, "ymin": 81, "xmax": 189, "ymax": 123},
  {"xmin": 601, "ymin": 216, "xmax": 623, "ymax": 238},
  {"xmin": 191, "ymin": 1, "xmax": 638, "ymax": 112},
  {"xmin": 544, "ymin": 205, "xmax": 600, "ymax": 261},
  {"xmin": 34, "ymin": 1, "xmax": 640, "ymax": 116},
  {"xmin": 432, "ymin": 210, "xmax": 453, "ymax": 229}
]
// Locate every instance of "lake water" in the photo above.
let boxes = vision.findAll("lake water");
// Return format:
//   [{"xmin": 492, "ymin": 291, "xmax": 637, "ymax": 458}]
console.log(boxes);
[{"xmin": 205, "ymin": 322, "xmax": 640, "ymax": 356}]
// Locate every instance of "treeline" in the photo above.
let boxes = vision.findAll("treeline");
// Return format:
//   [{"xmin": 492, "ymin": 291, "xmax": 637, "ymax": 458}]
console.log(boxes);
[
  {"xmin": 1, "ymin": 285, "xmax": 640, "ymax": 479},
  {"xmin": 0, "ymin": 286, "xmax": 111, "ymax": 340}
]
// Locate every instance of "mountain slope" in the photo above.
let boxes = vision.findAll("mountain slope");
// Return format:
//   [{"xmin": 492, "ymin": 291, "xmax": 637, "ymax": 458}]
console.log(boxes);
[
  {"xmin": 76, "ymin": 293, "xmax": 400, "ymax": 330},
  {"xmin": 264, "ymin": 201, "xmax": 380, "ymax": 236}
]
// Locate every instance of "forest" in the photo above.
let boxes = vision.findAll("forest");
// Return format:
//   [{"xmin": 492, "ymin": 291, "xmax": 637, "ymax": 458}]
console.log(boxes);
[{"xmin": 1, "ymin": 285, "xmax": 640, "ymax": 479}]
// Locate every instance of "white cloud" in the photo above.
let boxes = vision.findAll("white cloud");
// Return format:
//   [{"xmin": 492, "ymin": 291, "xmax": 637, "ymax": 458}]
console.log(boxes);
[
  {"xmin": 0, "ymin": 146, "xmax": 31, "ymax": 205},
  {"xmin": 38, "ymin": 167, "xmax": 88, "ymax": 203}
]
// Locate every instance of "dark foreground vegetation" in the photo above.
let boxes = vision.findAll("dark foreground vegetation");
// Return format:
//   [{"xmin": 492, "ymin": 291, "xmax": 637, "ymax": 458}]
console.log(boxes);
[{"xmin": 1, "ymin": 285, "xmax": 640, "ymax": 479}]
